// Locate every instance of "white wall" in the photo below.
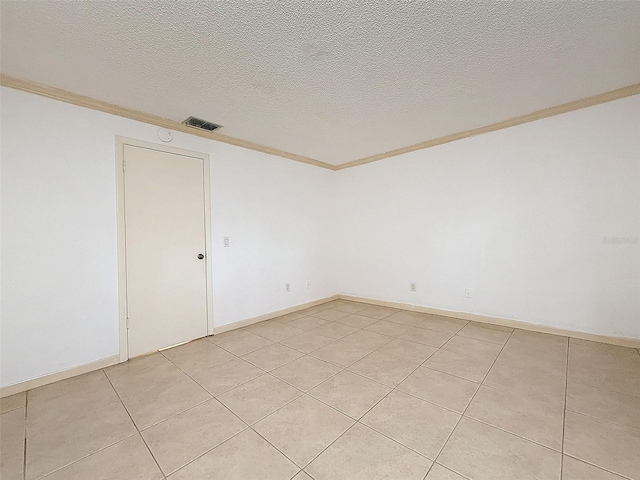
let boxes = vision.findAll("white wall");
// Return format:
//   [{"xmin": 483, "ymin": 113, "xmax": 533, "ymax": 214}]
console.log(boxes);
[
  {"xmin": 335, "ymin": 95, "xmax": 640, "ymax": 340},
  {"xmin": 2, "ymin": 87, "xmax": 638, "ymax": 389},
  {"xmin": 0, "ymin": 87, "xmax": 336, "ymax": 388}
]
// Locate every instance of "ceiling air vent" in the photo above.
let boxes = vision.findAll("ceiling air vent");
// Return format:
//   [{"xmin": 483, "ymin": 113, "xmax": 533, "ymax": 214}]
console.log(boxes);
[{"xmin": 182, "ymin": 116, "xmax": 223, "ymax": 132}]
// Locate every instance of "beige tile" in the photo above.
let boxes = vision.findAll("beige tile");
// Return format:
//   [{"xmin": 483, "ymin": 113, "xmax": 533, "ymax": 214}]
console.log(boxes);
[
  {"xmin": 162, "ymin": 339, "xmax": 235, "ymax": 375},
  {"xmin": 44, "ymin": 435, "xmax": 163, "ymax": 480},
  {"xmin": 318, "ymin": 299, "xmax": 348, "ymax": 309},
  {"xmin": 28, "ymin": 370, "xmax": 120, "ymax": 421},
  {"xmin": 344, "ymin": 329, "xmax": 393, "ymax": 349},
  {"xmin": 297, "ymin": 305, "xmax": 331, "ymax": 315},
  {"xmin": 110, "ymin": 361, "xmax": 188, "ymax": 399},
  {"xmin": 498, "ymin": 342, "xmax": 567, "ymax": 373},
  {"xmin": 510, "ymin": 329, "xmax": 567, "ymax": 347},
  {"xmin": 377, "ymin": 338, "xmax": 438, "ymax": 365},
  {"xmin": 191, "ymin": 358, "xmax": 264, "ymax": 396},
  {"xmin": 254, "ymin": 395, "xmax": 354, "ymax": 467},
  {"xmin": 292, "ymin": 472, "xmax": 314, "ymax": 480},
  {"xmin": 216, "ymin": 331, "xmax": 274, "ymax": 356},
  {"xmin": 466, "ymin": 385, "xmax": 564, "ymax": 450},
  {"xmin": 570, "ymin": 338, "xmax": 640, "ymax": 357},
  {"xmin": 564, "ymin": 411, "xmax": 640, "ymax": 479},
  {"xmin": 384, "ymin": 310, "xmax": 428, "ymax": 326},
  {"xmin": 333, "ymin": 302, "xmax": 368, "ymax": 314},
  {"xmin": 361, "ymin": 390, "xmax": 460, "ymax": 459},
  {"xmin": 398, "ymin": 367, "xmax": 478, "ymax": 413},
  {"xmin": 562, "ymin": 455, "xmax": 627, "ymax": 480},
  {"xmin": 355, "ymin": 305, "xmax": 398, "ymax": 320},
  {"xmin": 484, "ymin": 360, "xmax": 566, "ymax": 407},
  {"xmin": 567, "ymin": 381, "xmax": 640, "ymax": 430},
  {"xmin": 246, "ymin": 321, "xmax": 306, "ymax": 342},
  {"xmin": 306, "ymin": 423, "xmax": 431, "ymax": 480},
  {"xmin": 425, "ymin": 464, "xmax": 468, "ymax": 480},
  {"xmin": 457, "ymin": 322, "xmax": 512, "ymax": 344},
  {"xmin": 217, "ymin": 374, "xmax": 301, "ymax": 424},
  {"xmin": 0, "ymin": 392, "xmax": 26, "ymax": 414},
  {"xmin": 271, "ymin": 356, "xmax": 341, "ymax": 391},
  {"xmin": 168, "ymin": 428, "xmax": 298, "ymax": 480},
  {"xmin": 104, "ymin": 352, "xmax": 168, "ymax": 380},
  {"xmin": 399, "ymin": 327, "xmax": 454, "ymax": 347},
  {"xmin": 312, "ymin": 322, "xmax": 359, "ymax": 340},
  {"xmin": 310, "ymin": 338, "xmax": 379, "ymax": 367},
  {"xmin": 365, "ymin": 320, "xmax": 411, "ymax": 337},
  {"xmin": 242, "ymin": 343, "xmax": 304, "ymax": 371},
  {"xmin": 424, "ymin": 348, "xmax": 495, "ymax": 383},
  {"xmin": 417, "ymin": 316, "xmax": 468, "ymax": 334},
  {"xmin": 568, "ymin": 362, "xmax": 640, "ymax": 397},
  {"xmin": 335, "ymin": 313, "xmax": 379, "ymax": 328},
  {"xmin": 286, "ymin": 315, "xmax": 328, "ymax": 331},
  {"xmin": 279, "ymin": 330, "xmax": 336, "ymax": 353},
  {"xmin": 123, "ymin": 376, "xmax": 211, "ymax": 429},
  {"xmin": 438, "ymin": 417, "xmax": 561, "ymax": 480},
  {"xmin": 348, "ymin": 351, "xmax": 416, "ymax": 387},
  {"xmin": 569, "ymin": 342, "xmax": 640, "ymax": 373},
  {"xmin": 442, "ymin": 335, "xmax": 504, "ymax": 359},
  {"xmin": 142, "ymin": 399, "xmax": 245, "ymax": 475},
  {"xmin": 310, "ymin": 309, "xmax": 351, "ymax": 322},
  {"xmin": 26, "ymin": 401, "xmax": 136, "ymax": 480},
  {"xmin": 503, "ymin": 331, "xmax": 568, "ymax": 369},
  {"xmin": 308, "ymin": 371, "xmax": 391, "ymax": 419},
  {"xmin": 208, "ymin": 327, "xmax": 252, "ymax": 345},
  {"xmin": 272, "ymin": 311, "xmax": 307, "ymax": 323},
  {"xmin": 1, "ymin": 408, "xmax": 25, "ymax": 480}
]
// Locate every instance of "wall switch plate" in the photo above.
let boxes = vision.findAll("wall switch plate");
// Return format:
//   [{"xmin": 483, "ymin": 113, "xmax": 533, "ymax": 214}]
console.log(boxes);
[
  {"xmin": 410, "ymin": 282, "xmax": 416, "ymax": 292},
  {"xmin": 223, "ymin": 237, "xmax": 230, "ymax": 247},
  {"xmin": 465, "ymin": 289, "xmax": 472, "ymax": 298},
  {"xmin": 285, "ymin": 283, "xmax": 290, "ymax": 293}
]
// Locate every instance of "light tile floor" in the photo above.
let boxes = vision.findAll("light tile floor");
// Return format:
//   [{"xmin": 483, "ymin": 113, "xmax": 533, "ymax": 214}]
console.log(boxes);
[{"xmin": 1, "ymin": 299, "xmax": 639, "ymax": 480}]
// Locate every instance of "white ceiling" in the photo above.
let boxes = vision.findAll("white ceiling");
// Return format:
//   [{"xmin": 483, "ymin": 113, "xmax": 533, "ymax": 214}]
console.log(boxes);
[{"xmin": 2, "ymin": 1, "xmax": 639, "ymax": 165}]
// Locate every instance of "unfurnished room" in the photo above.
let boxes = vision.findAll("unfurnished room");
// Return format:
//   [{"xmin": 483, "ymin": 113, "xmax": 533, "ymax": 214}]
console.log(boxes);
[{"xmin": 0, "ymin": 1, "xmax": 639, "ymax": 479}]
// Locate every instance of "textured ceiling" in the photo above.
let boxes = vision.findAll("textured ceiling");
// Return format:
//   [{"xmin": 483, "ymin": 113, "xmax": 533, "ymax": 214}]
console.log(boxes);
[{"xmin": 1, "ymin": 1, "xmax": 639, "ymax": 165}]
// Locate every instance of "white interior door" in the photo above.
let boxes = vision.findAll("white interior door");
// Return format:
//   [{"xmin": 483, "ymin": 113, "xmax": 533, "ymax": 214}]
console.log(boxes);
[{"xmin": 124, "ymin": 144, "xmax": 208, "ymax": 357}]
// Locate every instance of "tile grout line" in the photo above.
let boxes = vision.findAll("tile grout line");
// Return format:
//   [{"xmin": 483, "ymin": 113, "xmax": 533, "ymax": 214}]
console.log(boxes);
[
  {"xmin": 16, "ymin": 301, "xmax": 637, "ymax": 480},
  {"xmin": 163, "ymin": 317, "xmax": 640, "ymax": 478},
  {"xmin": 161, "ymin": 340, "xmax": 315, "ymax": 476},
  {"xmin": 562, "ymin": 453, "xmax": 635, "ymax": 480},
  {"xmin": 211, "ymin": 309, "xmax": 516, "ymax": 474},
  {"xmin": 292, "ymin": 312, "xmax": 473, "ymax": 477},
  {"xmin": 102, "ymin": 368, "xmax": 168, "ymax": 480},
  {"xmin": 22, "ymin": 390, "xmax": 28, "ymax": 480},
  {"xmin": 560, "ymin": 336, "xmax": 570, "ymax": 480},
  {"xmin": 32, "ymin": 375, "xmax": 141, "ymax": 479},
  {"xmin": 429, "ymin": 327, "xmax": 516, "ymax": 476}
]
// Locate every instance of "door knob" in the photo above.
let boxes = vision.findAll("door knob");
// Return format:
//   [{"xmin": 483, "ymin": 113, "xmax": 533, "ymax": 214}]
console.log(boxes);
[{"xmin": 197, "ymin": 254, "xmax": 205, "ymax": 260}]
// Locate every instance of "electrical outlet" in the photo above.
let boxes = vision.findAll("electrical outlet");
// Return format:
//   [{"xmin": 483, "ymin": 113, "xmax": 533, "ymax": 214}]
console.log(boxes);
[
  {"xmin": 465, "ymin": 289, "xmax": 472, "ymax": 299},
  {"xmin": 223, "ymin": 237, "xmax": 230, "ymax": 247},
  {"xmin": 285, "ymin": 283, "xmax": 290, "ymax": 293},
  {"xmin": 306, "ymin": 281, "xmax": 310, "ymax": 289},
  {"xmin": 410, "ymin": 282, "xmax": 416, "ymax": 292}
]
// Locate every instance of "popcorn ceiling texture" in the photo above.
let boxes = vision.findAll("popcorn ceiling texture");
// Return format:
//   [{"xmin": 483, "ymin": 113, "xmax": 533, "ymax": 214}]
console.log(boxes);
[{"xmin": 1, "ymin": 1, "xmax": 639, "ymax": 165}]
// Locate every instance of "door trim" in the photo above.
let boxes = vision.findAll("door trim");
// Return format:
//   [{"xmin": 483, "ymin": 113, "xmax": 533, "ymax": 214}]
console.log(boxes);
[{"xmin": 115, "ymin": 136, "xmax": 213, "ymax": 362}]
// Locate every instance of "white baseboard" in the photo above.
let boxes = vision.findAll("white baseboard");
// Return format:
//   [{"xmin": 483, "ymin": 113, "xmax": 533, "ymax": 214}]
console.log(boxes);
[
  {"xmin": 0, "ymin": 354, "xmax": 120, "ymax": 398},
  {"xmin": 0, "ymin": 296, "xmax": 339, "ymax": 398},
  {"xmin": 212, "ymin": 295, "xmax": 339, "ymax": 334},
  {"xmin": 339, "ymin": 294, "xmax": 640, "ymax": 349}
]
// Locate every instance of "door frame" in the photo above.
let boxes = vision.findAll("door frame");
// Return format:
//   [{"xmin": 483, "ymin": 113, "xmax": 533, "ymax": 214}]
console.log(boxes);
[{"xmin": 115, "ymin": 136, "xmax": 214, "ymax": 362}]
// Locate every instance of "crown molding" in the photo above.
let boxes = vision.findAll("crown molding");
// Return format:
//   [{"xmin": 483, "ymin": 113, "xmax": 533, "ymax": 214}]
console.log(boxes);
[
  {"xmin": 335, "ymin": 83, "xmax": 640, "ymax": 170},
  {"xmin": 0, "ymin": 74, "xmax": 335, "ymax": 171},
  {"xmin": 2, "ymin": 74, "xmax": 638, "ymax": 172}
]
